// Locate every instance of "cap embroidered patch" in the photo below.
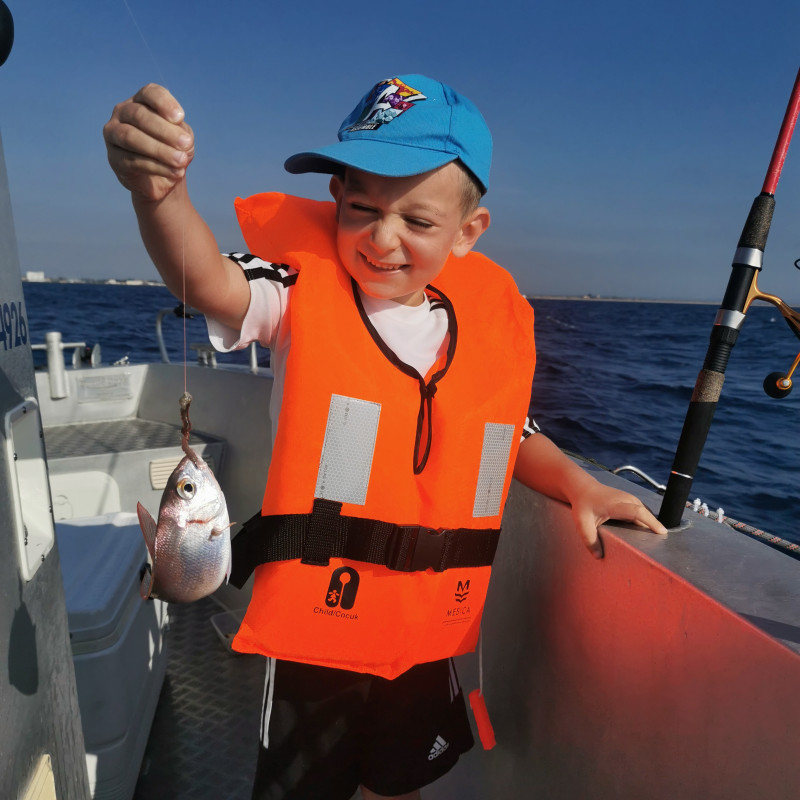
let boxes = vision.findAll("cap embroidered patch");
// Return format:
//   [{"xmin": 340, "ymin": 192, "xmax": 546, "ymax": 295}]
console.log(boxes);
[{"xmin": 345, "ymin": 78, "xmax": 426, "ymax": 133}]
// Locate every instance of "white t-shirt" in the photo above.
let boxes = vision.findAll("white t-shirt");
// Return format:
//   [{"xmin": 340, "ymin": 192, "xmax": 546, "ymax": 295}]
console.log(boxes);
[{"xmin": 206, "ymin": 254, "xmax": 539, "ymax": 442}]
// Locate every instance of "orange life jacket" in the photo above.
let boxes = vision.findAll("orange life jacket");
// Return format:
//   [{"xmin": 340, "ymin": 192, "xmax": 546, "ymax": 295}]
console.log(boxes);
[{"xmin": 230, "ymin": 192, "xmax": 535, "ymax": 679}]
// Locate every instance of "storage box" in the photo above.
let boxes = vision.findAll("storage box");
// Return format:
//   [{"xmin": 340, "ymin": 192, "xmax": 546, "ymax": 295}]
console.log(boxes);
[{"xmin": 57, "ymin": 512, "xmax": 169, "ymax": 800}]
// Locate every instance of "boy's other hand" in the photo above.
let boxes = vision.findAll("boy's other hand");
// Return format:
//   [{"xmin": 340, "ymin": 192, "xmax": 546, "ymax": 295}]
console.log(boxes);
[
  {"xmin": 570, "ymin": 481, "xmax": 668, "ymax": 559},
  {"xmin": 513, "ymin": 434, "xmax": 667, "ymax": 559},
  {"xmin": 104, "ymin": 83, "xmax": 194, "ymax": 202}
]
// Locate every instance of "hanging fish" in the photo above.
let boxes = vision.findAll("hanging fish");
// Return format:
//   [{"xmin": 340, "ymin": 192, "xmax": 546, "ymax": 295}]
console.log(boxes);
[{"xmin": 136, "ymin": 393, "xmax": 232, "ymax": 603}]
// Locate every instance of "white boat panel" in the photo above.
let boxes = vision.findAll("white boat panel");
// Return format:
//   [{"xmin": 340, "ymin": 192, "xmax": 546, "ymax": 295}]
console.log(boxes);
[
  {"xmin": 0, "ymin": 131, "xmax": 90, "ymax": 797},
  {"xmin": 427, "ymin": 473, "xmax": 800, "ymax": 799},
  {"xmin": 58, "ymin": 513, "xmax": 168, "ymax": 800}
]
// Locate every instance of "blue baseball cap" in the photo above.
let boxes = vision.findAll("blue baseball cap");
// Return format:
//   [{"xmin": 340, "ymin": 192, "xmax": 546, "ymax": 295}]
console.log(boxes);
[{"xmin": 284, "ymin": 74, "xmax": 492, "ymax": 194}]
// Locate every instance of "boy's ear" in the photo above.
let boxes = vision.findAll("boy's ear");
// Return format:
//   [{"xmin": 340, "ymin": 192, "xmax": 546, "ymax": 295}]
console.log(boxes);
[
  {"xmin": 329, "ymin": 174, "xmax": 344, "ymax": 210},
  {"xmin": 452, "ymin": 207, "xmax": 491, "ymax": 258}
]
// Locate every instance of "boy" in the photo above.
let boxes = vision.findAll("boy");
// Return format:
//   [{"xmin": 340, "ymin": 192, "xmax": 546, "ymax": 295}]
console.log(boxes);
[{"xmin": 104, "ymin": 75, "xmax": 667, "ymax": 800}]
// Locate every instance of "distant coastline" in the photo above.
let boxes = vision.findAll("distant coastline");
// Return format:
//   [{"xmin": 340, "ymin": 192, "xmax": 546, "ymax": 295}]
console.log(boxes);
[
  {"xmin": 21, "ymin": 276, "xmax": 717, "ymax": 304},
  {"xmin": 529, "ymin": 294, "xmax": 718, "ymax": 305},
  {"xmin": 21, "ymin": 274, "xmax": 165, "ymax": 288}
]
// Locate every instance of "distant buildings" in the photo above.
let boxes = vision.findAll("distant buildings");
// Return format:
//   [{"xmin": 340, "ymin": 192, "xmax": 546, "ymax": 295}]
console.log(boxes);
[{"xmin": 20, "ymin": 270, "xmax": 163, "ymax": 287}]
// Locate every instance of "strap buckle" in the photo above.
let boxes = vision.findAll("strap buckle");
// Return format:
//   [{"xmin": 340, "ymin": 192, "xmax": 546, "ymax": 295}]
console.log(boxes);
[{"xmin": 388, "ymin": 525, "xmax": 451, "ymax": 572}]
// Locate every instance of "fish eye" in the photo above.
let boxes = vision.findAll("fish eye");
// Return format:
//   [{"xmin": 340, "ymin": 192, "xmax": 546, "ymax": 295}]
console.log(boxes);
[{"xmin": 177, "ymin": 479, "xmax": 196, "ymax": 500}]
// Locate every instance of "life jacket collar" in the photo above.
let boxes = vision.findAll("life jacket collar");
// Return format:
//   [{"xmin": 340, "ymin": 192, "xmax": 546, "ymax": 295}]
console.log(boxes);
[{"xmin": 352, "ymin": 277, "xmax": 456, "ymax": 474}]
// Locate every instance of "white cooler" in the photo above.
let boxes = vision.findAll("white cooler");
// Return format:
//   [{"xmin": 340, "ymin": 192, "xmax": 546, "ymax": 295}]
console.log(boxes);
[{"xmin": 57, "ymin": 512, "xmax": 169, "ymax": 800}]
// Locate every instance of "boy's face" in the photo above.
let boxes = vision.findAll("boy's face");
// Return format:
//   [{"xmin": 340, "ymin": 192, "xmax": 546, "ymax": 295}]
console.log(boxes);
[{"xmin": 329, "ymin": 164, "xmax": 489, "ymax": 306}]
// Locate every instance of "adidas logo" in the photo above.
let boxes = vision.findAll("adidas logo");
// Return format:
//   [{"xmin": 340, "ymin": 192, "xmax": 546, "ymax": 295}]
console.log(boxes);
[{"xmin": 427, "ymin": 734, "xmax": 450, "ymax": 761}]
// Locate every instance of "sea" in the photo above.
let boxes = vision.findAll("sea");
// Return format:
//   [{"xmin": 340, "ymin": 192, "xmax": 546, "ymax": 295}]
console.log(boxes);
[{"xmin": 21, "ymin": 281, "xmax": 800, "ymax": 546}]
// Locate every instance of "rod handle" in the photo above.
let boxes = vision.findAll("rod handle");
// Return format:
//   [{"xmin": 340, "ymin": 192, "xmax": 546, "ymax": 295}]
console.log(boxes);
[
  {"xmin": 735, "ymin": 192, "xmax": 775, "ymax": 253},
  {"xmin": 658, "ymin": 369, "xmax": 725, "ymax": 528}
]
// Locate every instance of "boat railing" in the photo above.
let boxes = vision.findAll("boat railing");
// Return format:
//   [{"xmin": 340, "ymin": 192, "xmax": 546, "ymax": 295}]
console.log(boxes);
[
  {"xmin": 30, "ymin": 331, "xmax": 101, "ymax": 399},
  {"xmin": 612, "ymin": 464, "xmax": 666, "ymax": 493},
  {"xmin": 155, "ymin": 304, "xmax": 260, "ymax": 373},
  {"xmin": 612, "ymin": 462, "xmax": 800, "ymax": 560}
]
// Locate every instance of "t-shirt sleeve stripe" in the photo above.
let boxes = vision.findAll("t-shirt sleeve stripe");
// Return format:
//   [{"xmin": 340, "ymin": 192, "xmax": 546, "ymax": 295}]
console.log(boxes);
[
  {"xmin": 223, "ymin": 254, "xmax": 298, "ymax": 286},
  {"xmin": 522, "ymin": 415, "xmax": 540, "ymax": 439}
]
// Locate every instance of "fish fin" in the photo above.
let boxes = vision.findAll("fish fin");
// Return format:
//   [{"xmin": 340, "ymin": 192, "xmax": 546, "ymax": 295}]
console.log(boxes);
[
  {"xmin": 137, "ymin": 502, "xmax": 157, "ymax": 558},
  {"xmin": 140, "ymin": 563, "xmax": 154, "ymax": 600},
  {"xmin": 210, "ymin": 521, "xmax": 235, "ymax": 539}
]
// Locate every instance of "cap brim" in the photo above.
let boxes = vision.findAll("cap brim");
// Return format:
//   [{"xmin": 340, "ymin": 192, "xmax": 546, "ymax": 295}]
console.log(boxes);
[{"xmin": 284, "ymin": 139, "xmax": 459, "ymax": 180}]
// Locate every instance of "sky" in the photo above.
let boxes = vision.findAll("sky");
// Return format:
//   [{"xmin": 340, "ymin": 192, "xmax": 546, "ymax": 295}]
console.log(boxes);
[{"xmin": 0, "ymin": 0, "xmax": 799, "ymax": 303}]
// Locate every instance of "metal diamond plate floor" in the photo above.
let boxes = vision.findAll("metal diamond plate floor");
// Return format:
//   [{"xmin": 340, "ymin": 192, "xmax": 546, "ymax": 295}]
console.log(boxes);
[
  {"xmin": 44, "ymin": 418, "xmax": 217, "ymax": 459},
  {"xmin": 133, "ymin": 598, "xmax": 264, "ymax": 800}
]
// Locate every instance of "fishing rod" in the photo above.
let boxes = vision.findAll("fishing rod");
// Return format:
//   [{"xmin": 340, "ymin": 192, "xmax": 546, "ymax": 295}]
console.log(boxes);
[{"xmin": 658, "ymin": 67, "xmax": 800, "ymax": 529}]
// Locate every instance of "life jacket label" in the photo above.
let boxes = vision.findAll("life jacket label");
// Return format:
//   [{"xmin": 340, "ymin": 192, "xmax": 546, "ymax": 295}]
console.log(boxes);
[
  {"xmin": 473, "ymin": 422, "xmax": 515, "ymax": 517},
  {"xmin": 325, "ymin": 566, "xmax": 360, "ymax": 609},
  {"xmin": 315, "ymin": 394, "xmax": 380, "ymax": 505},
  {"xmin": 443, "ymin": 605, "xmax": 471, "ymax": 624}
]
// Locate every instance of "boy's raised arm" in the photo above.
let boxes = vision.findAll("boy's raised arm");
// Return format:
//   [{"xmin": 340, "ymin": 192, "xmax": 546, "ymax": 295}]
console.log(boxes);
[
  {"xmin": 103, "ymin": 84, "xmax": 250, "ymax": 330},
  {"xmin": 513, "ymin": 433, "xmax": 667, "ymax": 558}
]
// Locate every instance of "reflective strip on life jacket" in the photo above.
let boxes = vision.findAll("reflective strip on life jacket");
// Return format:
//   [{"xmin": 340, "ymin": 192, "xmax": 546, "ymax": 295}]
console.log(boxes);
[{"xmin": 230, "ymin": 193, "xmax": 536, "ymax": 678}]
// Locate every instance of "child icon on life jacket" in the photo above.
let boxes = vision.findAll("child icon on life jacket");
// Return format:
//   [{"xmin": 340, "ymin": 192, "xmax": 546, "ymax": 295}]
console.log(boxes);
[{"xmin": 325, "ymin": 567, "xmax": 360, "ymax": 610}]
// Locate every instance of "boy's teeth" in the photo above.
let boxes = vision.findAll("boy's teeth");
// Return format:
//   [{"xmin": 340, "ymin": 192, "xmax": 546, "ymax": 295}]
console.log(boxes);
[{"xmin": 366, "ymin": 256, "xmax": 405, "ymax": 270}]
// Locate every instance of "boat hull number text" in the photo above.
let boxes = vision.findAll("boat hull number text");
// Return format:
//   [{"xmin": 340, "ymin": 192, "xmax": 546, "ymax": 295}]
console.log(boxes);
[{"xmin": 0, "ymin": 301, "xmax": 28, "ymax": 351}]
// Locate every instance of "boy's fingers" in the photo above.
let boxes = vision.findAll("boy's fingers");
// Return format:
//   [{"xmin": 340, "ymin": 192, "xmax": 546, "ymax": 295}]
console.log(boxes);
[
  {"xmin": 585, "ymin": 532, "xmax": 604, "ymax": 559},
  {"xmin": 105, "ymin": 84, "xmax": 192, "ymax": 164},
  {"xmin": 133, "ymin": 83, "xmax": 185, "ymax": 125},
  {"xmin": 104, "ymin": 85, "xmax": 194, "ymax": 200},
  {"xmin": 109, "ymin": 100, "xmax": 193, "ymax": 155},
  {"xmin": 574, "ymin": 497, "xmax": 667, "ymax": 560},
  {"xmin": 107, "ymin": 117, "xmax": 192, "ymax": 170},
  {"xmin": 617, "ymin": 501, "xmax": 668, "ymax": 535},
  {"xmin": 574, "ymin": 511, "xmax": 605, "ymax": 559}
]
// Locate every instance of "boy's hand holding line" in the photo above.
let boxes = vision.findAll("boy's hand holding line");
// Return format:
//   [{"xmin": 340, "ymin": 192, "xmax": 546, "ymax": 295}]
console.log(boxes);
[
  {"xmin": 104, "ymin": 83, "xmax": 193, "ymax": 202},
  {"xmin": 103, "ymin": 84, "xmax": 250, "ymax": 330}
]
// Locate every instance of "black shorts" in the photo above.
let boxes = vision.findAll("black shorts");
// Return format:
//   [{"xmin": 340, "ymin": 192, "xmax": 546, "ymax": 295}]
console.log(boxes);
[{"xmin": 251, "ymin": 657, "xmax": 474, "ymax": 799}]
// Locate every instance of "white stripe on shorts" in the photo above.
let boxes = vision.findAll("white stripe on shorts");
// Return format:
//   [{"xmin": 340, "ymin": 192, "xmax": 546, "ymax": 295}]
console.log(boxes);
[
  {"xmin": 260, "ymin": 657, "xmax": 277, "ymax": 748},
  {"xmin": 448, "ymin": 658, "xmax": 458, "ymax": 702}
]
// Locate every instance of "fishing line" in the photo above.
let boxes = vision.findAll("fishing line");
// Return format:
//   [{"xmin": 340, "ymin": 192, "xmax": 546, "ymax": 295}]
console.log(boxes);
[
  {"xmin": 121, "ymin": 0, "xmax": 191, "ymax": 406},
  {"xmin": 121, "ymin": 0, "xmax": 168, "ymax": 88}
]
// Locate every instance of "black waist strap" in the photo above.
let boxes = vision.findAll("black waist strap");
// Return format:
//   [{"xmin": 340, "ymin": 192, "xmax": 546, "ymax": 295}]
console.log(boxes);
[{"xmin": 230, "ymin": 498, "xmax": 500, "ymax": 588}]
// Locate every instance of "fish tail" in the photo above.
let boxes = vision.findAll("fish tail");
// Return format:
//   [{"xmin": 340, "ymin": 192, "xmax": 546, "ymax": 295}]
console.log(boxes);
[{"xmin": 137, "ymin": 502, "xmax": 158, "ymax": 557}]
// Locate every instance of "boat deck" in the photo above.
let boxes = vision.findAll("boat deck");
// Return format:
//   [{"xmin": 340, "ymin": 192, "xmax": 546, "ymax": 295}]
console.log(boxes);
[
  {"xmin": 130, "ymin": 599, "xmax": 463, "ymax": 800},
  {"xmin": 133, "ymin": 598, "xmax": 263, "ymax": 800},
  {"xmin": 43, "ymin": 418, "xmax": 217, "ymax": 460}
]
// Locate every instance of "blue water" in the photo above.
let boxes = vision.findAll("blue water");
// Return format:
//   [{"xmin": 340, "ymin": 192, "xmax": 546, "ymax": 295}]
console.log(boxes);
[{"xmin": 21, "ymin": 283, "xmax": 800, "ymax": 544}]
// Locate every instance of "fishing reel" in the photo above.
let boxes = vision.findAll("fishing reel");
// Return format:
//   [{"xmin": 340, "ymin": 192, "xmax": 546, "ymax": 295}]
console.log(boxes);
[
  {"xmin": 757, "ymin": 260, "xmax": 800, "ymax": 399},
  {"xmin": 763, "ymin": 364, "xmax": 797, "ymax": 398}
]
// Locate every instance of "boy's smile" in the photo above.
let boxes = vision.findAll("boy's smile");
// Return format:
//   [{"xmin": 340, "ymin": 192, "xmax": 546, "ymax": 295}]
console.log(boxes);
[{"xmin": 330, "ymin": 164, "xmax": 489, "ymax": 306}]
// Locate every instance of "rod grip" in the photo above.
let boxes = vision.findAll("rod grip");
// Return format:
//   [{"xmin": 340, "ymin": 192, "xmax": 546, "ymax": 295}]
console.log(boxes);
[
  {"xmin": 736, "ymin": 193, "xmax": 775, "ymax": 251},
  {"xmin": 658, "ymin": 369, "xmax": 725, "ymax": 528}
]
